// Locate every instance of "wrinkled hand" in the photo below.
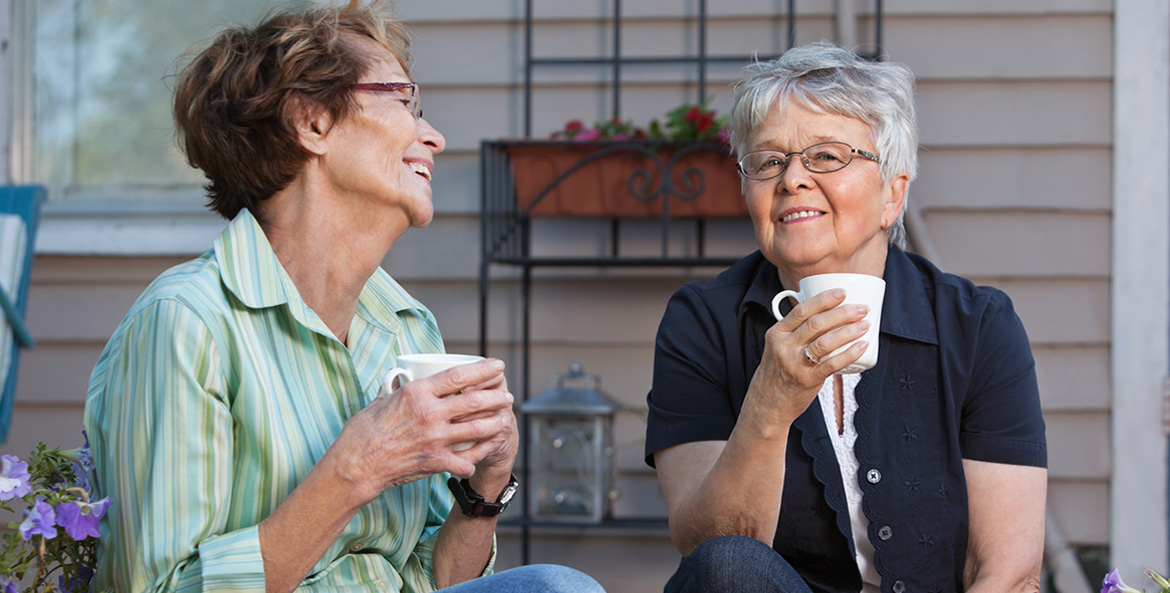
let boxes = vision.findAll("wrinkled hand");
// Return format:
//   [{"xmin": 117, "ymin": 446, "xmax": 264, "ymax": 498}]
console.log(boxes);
[
  {"xmin": 454, "ymin": 368, "xmax": 519, "ymax": 494},
  {"xmin": 745, "ymin": 288, "xmax": 871, "ymax": 428},
  {"xmin": 327, "ymin": 358, "xmax": 517, "ymax": 504}
]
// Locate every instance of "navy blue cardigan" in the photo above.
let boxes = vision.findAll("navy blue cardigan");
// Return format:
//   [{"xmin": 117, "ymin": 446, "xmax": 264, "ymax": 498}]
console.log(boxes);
[{"xmin": 645, "ymin": 247, "xmax": 1047, "ymax": 593}]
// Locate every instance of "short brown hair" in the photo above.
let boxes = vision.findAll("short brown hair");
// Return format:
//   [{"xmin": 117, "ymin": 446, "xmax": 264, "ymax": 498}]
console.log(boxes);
[{"xmin": 173, "ymin": 0, "xmax": 412, "ymax": 219}]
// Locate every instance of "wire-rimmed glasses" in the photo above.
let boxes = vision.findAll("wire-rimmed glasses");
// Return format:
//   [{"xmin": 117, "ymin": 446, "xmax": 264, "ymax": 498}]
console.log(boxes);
[
  {"xmin": 736, "ymin": 142, "xmax": 880, "ymax": 180},
  {"xmin": 350, "ymin": 81, "xmax": 422, "ymax": 120}
]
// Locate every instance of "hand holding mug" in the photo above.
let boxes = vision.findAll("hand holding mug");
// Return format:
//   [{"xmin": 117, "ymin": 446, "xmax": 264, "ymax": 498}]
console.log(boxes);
[
  {"xmin": 772, "ymin": 273, "xmax": 885, "ymax": 374},
  {"xmin": 381, "ymin": 353, "xmax": 489, "ymax": 451}
]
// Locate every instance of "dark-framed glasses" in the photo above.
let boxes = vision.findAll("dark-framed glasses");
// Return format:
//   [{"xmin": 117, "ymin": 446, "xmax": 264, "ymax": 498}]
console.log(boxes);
[
  {"xmin": 350, "ymin": 81, "xmax": 422, "ymax": 119},
  {"xmin": 736, "ymin": 141, "xmax": 881, "ymax": 180}
]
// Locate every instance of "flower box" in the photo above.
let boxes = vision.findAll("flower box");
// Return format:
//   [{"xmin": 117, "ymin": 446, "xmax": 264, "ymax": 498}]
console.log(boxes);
[{"xmin": 505, "ymin": 140, "xmax": 748, "ymax": 219}]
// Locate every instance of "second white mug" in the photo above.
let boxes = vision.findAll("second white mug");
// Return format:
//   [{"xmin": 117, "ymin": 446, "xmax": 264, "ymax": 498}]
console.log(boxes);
[{"xmin": 771, "ymin": 273, "xmax": 885, "ymax": 374}]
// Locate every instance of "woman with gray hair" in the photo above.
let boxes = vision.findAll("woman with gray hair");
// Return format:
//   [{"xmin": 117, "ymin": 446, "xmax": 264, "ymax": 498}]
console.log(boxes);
[{"xmin": 645, "ymin": 41, "xmax": 1046, "ymax": 592}]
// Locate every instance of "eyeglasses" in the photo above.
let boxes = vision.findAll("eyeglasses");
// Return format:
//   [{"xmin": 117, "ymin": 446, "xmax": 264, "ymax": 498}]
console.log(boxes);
[
  {"xmin": 736, "ymin": 142, "xmax": 881, "ymax": 180},
  {"xmin": 350, "ymin": 81, "xmax": 422, "ymax": 119}
]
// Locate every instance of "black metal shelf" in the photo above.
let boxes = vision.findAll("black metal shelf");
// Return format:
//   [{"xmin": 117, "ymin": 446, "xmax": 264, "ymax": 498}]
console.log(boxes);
[{"xmin": 479, "ymin": 0, "xmax": 883, "ymax": 565}]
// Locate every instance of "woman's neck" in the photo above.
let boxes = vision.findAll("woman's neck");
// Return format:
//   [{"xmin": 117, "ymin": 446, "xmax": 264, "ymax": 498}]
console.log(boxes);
[
  {"xmin": 774, "ymin": 243, "xmax": 890, "ymax": 289},
  {"xmin": 258, "ymin": 179, "xmax": 408, "ymax": 345}
]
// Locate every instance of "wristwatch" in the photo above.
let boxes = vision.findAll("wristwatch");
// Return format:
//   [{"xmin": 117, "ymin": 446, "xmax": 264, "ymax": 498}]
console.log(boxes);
[{"xmin": 447, "ymin": 473, "xmax": 518, "ymax": 518}]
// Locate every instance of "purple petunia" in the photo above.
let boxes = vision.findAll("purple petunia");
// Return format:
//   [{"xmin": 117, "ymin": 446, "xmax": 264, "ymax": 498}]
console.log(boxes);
[
  {"xmin": 0, "ymin": 576, "xmax": 16, "ymax": 593},
  {"xmin": 19, "ymin": 499, "xmax": 58, "ymax": 540},
  {"xmin": 58, "ymin": 565, "xmax": 95, "ymax": 593},
  {"xmin": 0, "ymin": 454, "xmax": 32, "ymax": 501},
  {"xmin": 1102, "ymin": 568, "xmax": 1144, "ymax": 593},
  {"xmin": 56, "ymin": 496, "xmax": 110, "ymax": 540}
]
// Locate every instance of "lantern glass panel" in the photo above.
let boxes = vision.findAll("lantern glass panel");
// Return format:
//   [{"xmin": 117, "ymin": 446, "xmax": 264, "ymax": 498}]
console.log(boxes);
[{"xmin": 531, "ymin": 415, "xmax": 603, "ymax": 521}]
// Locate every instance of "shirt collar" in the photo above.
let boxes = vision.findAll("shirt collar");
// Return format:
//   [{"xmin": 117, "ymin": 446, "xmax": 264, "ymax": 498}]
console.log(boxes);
[
  {"xmin": 213, "ymin": 208, "xmax": 426, "ymax": 337},
  {"xmin": 739, "ymin": 247, "xmax": 938, "ymax": 345}
]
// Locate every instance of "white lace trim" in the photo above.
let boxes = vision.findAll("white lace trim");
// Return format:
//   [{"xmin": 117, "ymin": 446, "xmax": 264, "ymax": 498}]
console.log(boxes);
[{"xmin": 817, "ymin": 374, "xmax": 881, "ymax": 592}]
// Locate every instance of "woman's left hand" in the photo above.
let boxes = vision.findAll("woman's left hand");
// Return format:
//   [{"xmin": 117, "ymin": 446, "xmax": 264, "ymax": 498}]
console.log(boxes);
[{"xmin": 451, "ymin": 371, "xmax": 519, "ymax": 493}]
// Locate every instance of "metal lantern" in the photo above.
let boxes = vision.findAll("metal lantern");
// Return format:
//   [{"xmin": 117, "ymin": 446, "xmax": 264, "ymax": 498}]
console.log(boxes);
[{"xmin": 521, "ymin": 363, "xmax": 621, "ymax": 523}]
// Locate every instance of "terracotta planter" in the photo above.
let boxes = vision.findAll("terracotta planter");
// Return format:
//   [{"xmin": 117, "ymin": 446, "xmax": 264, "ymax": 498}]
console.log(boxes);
[{"xmin": 505, "ymin": 141, "xmax": 747, "ymax": 218}]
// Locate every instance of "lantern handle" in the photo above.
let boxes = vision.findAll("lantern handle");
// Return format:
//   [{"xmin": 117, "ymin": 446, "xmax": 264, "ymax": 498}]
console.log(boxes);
[{"xmin": 556, "ymin": 363, "xmax": 599, "ymax": 390}]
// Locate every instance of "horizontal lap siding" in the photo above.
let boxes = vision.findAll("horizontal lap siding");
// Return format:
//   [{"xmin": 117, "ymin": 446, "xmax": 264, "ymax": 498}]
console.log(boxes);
[
  {"xmin": 5, "ymin": 6, "xmax": 1113, "ymax": 587},
  {"xmin": 898, "ymin": 5, "xmax": 1114, "ymax": 547}
]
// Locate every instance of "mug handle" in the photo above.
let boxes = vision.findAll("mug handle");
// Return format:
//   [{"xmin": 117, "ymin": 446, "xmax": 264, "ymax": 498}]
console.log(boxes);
[
  {"xmin": 381, "ymin": 367, "xmax": 413, "ymax": 395},
  {"xmin": 771, "ymin": 290, "xmax": 801, "ymax": 321}
]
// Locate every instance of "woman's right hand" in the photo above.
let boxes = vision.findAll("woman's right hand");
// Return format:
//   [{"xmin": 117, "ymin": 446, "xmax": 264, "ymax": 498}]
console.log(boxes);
[
  {"xmin": 743, "ymin": 288, "xmax": 871, "ymax": 429},
  {"xmin": 323, "ymin": 358, "xmax": 516, "ymax": 504}
]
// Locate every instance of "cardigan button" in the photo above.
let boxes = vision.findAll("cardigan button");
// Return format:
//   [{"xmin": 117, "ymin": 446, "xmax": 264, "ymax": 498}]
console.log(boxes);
[
  {"xmin": 878, "ymin": 525, "xmax": 893, "ymax": 540},
  {"xmin": 866, "ymin": 469, "xmax": 882, "ymax": 484},
  {"xmin": 893, "ymin": 580, "xmax": 905, "ymax": 593}
]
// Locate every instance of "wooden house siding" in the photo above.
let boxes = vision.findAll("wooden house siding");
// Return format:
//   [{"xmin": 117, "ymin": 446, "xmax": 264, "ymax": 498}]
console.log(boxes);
[{"xmin": 3, "ymin": 1, "xmax": 1125, "ymax": 588}]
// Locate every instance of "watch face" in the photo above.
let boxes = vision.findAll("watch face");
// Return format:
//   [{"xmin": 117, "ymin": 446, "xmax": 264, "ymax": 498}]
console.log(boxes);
[{"xmin": 499, "ymin": 478, "xmax": 518, "ymax": 505}]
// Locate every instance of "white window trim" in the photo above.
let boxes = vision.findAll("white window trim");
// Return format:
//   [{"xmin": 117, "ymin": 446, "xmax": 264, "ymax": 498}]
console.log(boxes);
[
  {"xmin": 1112, "ymin": 0, "xmax": 1170, "ymax": 577},
  {"xmin": 34, "ymin": 194, "xmax": 227, "ymax": 256}
]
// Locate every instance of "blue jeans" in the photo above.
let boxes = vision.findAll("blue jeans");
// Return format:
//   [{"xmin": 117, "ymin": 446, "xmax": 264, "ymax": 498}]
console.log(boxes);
[
  {"xmin": 664, "ymin": 536, "xmax": 814, "ymax": 593},
  {"xmin": 438, "ymin": 564, "xmax": 605, "ymax": 593}
]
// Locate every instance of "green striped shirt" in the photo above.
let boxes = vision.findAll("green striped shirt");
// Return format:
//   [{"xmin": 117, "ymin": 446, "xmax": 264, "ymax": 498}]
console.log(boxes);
[{"xmin": 84, "ymin": 209, "xmax": 486, "ymax": 592}]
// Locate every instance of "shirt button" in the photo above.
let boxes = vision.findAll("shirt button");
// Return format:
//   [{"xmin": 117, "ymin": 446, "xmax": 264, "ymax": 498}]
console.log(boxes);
[
  {"xmin": 374, "ymin": 580, "xmax": 390, "ymax": 590},
  {"xmin": 893, "ymin": 580, "xmax": 905, "ymax": 593},
  {"xmin": 349, "ymin": 542, "xmax": 363, "ymax": 552},
  {"xmin": 867, "ymin": 469, "xmax": 882, "ymax": 484},
  {"xmin": 878, "ymin": 525, "xmax": 893, "ymax": 540}
]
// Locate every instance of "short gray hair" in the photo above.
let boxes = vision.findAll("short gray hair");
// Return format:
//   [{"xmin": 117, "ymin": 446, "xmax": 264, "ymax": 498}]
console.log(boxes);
[{"xmin": 729, "ymin": 41, "xmax": 919, "ymax": 249}]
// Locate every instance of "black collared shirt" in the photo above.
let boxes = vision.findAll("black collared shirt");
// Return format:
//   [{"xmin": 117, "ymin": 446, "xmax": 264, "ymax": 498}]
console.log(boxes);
[{"xmin": 645, "ymin": 247, "xmax": 1046, "ymax": 593}]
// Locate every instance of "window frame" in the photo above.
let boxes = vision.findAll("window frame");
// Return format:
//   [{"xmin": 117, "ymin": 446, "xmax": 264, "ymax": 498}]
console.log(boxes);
[{"xmin": 10, "ymin": 0, "xmax": 239, "ymax": 256}]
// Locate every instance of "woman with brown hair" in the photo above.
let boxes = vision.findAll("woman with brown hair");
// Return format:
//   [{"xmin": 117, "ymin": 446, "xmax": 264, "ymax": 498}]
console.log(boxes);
[{"xmin": 83, "ymin": 2, "xmax": 604, "ymax": 592}]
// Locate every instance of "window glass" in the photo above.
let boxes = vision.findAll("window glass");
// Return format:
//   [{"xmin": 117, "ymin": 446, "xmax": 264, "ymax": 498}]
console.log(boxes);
[{"xmin": 32, "ymin": 0, "xmax": 310, "ymax": 200}]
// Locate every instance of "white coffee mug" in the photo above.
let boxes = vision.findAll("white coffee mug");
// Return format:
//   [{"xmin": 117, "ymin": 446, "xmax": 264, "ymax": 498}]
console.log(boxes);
[
  {"xmin": 771, "ymin": 273, "xmax": 885, "ymax": 374},
  {"xmin": 381, "ymin": 353, "xmax": 486, "ymax": 451}
]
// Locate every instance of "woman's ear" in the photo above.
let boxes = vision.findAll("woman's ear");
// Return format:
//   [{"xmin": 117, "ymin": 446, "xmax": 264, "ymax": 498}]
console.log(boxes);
[
  {"xmin": 293, "ymin": 102, "xmax": 334, "ymax": 156},
  {"xmin": 882, "ymin": 172, "xmax": 910, "ymax": 230}
]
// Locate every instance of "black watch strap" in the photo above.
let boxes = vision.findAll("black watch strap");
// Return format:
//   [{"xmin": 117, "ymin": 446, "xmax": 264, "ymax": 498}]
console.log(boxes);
[{"xmin": 447, "ymin": 473, "xmax": 518, "ymax": 518}]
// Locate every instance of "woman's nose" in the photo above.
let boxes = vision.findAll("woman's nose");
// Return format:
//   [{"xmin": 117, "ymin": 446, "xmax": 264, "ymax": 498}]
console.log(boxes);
[
  {"xmin": 777, "ymin": 157, "xmax": 812, "ymax": 192},
  {"xmin": 417, "ymin": 117, "xmax": 447, "ymax": 154}
]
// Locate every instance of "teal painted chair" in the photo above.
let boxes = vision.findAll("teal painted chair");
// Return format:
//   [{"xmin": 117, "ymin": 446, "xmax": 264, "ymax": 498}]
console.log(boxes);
[{"xmin": 0, "ymin": 185, "xmax": 46, "ymax": 444}]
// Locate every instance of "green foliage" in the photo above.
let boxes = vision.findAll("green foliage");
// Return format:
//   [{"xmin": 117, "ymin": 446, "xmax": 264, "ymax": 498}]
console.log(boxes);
[
  {"xmin": 0, "ymin": 442, "xmax": 107, "ymax": 593},
  {"xmin": 551, "ymin": 100, "xmax": 730, "ymax": 144}
]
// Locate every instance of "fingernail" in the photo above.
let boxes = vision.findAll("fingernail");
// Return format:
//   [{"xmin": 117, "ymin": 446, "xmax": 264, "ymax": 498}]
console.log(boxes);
[
  {"xmin": 506, "ymin": 392, "xmax": 514, "ymax": 405},
  {"xmin": 491, "ymin": 359, "xmax": 505, "ymax": 372},
  {"xmin": 858, "ymin": 321, "xmax": 871, "ymax": 331},
  {"xmin": 858, "ymin": 340, "xmax": 869, "ymax": 351},
  {"xmin": 831, "ymin": 289, "xmax": 846, "ymax": 299},
  {"xmin": 855, "ymin": 304, "xmax": 870, "ymax": 315}
]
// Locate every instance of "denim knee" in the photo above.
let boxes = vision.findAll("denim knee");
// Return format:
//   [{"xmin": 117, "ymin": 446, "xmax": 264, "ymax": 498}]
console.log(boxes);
[
  {"xmin": 505, "ymin": 564, "xmax": 606, "ymax": 593},
  {"xmin": 666, "ymin": 536, "xmax": 811, "ymax": 593},
  {"xmin": 683, "ymin": 536, "xmax": 775, "ymax": 584}
]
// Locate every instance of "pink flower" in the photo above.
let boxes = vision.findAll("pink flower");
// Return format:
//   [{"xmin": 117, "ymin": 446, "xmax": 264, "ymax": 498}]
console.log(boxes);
[
  {"xmin": 563, "ymin": 119, "xmax": 584, "ymax": 134},
  {"xmin": 574, "ymin": 128, "xmax": 603, "ymax": 142},
  {"xmin": 716, "ymin": 127, "xmax": 732, "ymax": 147}
]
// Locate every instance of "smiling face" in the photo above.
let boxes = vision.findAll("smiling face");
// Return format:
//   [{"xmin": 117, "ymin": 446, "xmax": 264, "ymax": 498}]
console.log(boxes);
[
  {"xmin": 743, "ymin": 100, "xmax": 907, "ymax": 287},
  {"xmin": 314, "ymin": 39, "xmax": 447, "ymax": 230}
]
